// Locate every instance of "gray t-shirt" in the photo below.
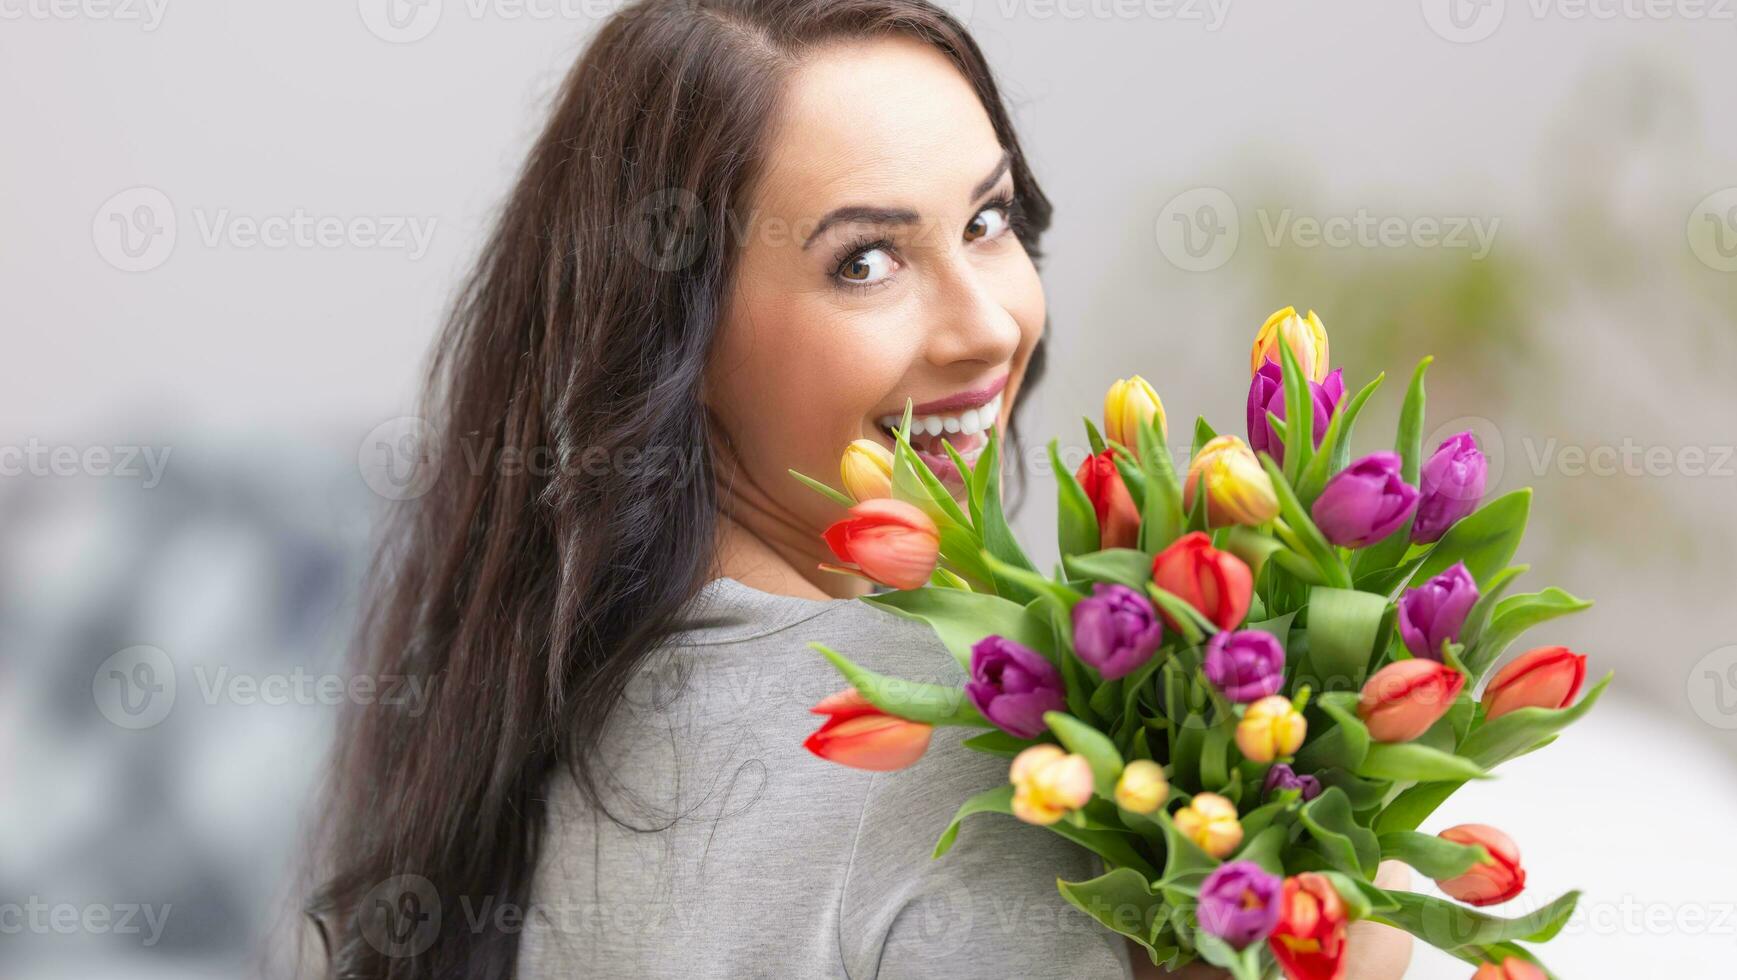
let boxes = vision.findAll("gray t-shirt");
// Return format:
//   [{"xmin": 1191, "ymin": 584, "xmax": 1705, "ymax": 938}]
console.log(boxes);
[{"xmin": 519, "ymin": 577, "xmax": 1135, "ymax": 979}]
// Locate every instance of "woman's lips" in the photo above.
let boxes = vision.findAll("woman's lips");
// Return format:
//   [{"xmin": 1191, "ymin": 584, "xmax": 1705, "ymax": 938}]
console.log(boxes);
[
  {"xmin": 908, "ymin": 374, "xmax": 1009, "ymax": 415},
  {"xmin": 875, "ymin": 390, "xmax": 1005, "ymax": 442}
]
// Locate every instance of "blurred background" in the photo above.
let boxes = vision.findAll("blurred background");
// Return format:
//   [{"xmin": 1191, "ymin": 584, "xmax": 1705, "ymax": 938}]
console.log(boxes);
[{"xmin": 3, "ymin": 1, "xmax": 1735, "ymax": 977}]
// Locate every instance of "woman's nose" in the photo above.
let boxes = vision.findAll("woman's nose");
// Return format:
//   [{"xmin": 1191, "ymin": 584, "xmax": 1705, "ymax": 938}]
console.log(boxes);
[{"xmin": 922, "ymin": 259, "xmax": 1024, "ymax": 369}]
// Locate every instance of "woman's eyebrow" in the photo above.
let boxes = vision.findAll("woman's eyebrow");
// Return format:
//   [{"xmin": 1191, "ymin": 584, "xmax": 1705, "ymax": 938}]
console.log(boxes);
[{"xmin": 801, "ymin": 149, "xmax": 1013, "ymax": 250}]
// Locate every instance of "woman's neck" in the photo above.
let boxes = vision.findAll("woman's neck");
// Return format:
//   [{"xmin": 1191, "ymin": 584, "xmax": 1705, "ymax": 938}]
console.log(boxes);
[{"xmin": 714, "ymin": 510, "xmax": 868, "ymax": 601}]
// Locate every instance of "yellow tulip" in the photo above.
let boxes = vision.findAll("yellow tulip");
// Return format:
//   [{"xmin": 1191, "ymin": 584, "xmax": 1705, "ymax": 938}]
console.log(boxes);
[
  {"xmin": 1183, "ymin": 435, "xmax": 1280, "ymax": 527},
  {"xmin": 839, "ymin": 439, "xmax": 894, "ymax": 501},
  {"xmin": 1114, "ymin": 759, "xmax": 1169, "ymax": 815},
  {"xmin": 1009, "ymin": 745, "xmax": 1095, "ymax": 826},
  {"xmin": 1173, "ymin": 791, "xmax": 1243, "ymax": 858},
  {"xmin": 1104, "ymin": 375, "xmax": 1167, "ymax": 454},
  {"xmin": 1235, "ymin": 695, "xmax": 1308, "ymax": 763},
  {"xmin": 1250, "ymin": 306, "xmax": 1330, "ymax": 383}
]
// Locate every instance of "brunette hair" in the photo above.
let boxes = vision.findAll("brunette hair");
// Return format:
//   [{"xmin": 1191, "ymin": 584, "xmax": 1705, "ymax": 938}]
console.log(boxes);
[{"xmin": 308, "ymin": 1, "xmax": 1052, "ymax": 976}]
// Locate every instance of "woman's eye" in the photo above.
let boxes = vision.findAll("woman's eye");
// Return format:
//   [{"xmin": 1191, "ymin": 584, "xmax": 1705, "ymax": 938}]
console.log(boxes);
[
  {"xmin": 839, "ymin": 247, "xmax": 895, "ymax": 285},
  {"xmin": 964, "ymin": 205, "xmax": 1010, "ymax": 243}
]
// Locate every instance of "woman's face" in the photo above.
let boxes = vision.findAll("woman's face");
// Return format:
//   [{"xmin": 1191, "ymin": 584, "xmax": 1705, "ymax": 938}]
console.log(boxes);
[{"xmin": 707, "ymin": 36, "xmax": 1046, "ymax": 550}]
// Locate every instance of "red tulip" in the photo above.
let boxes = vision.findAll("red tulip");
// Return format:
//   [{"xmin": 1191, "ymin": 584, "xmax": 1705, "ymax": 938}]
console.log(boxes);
[
  {"xmin": 802, "ymin": 688, "xmax": 933, "ymax": 771},
  {"xmin": 1150, "ymin": 532, "xmax": 1253, "ymax": 631},
  {"xmin": 1075, "ymin": 449, "xmax": 1141, "ymax": 550},
  {"xmin": 1357, "ymin": 659, "xmax": 1466, "ymax": 743},
  {"xmin": 1482, "ymin": 646, "xmax": 1587, "ymax": 721},
  {"xmin": 822, "ymin": 498, "xmax": 940, "ymax": 590},
  {"xmin": 1267, "ymin": 872, "xmax": 1349, "ymax": 980},
  {"xmin": 1436, "ymin": 824, "xmax": 1526, "ymax": 906},
  {"xmin": 1472, "ymin": 956, "xmax": 1546, "ymax": 980}
]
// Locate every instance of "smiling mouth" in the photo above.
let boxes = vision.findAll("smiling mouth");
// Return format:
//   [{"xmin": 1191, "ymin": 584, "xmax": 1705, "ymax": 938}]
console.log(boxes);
[{"xmin": 872, "ymin": 387, "xmax": 1006, "ymax": 486}]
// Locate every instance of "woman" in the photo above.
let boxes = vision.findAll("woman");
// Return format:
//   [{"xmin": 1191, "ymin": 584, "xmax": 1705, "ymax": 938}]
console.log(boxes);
[{"xmin": 309, "ymin": 1, "xmax": 1413, "ymax": 976}]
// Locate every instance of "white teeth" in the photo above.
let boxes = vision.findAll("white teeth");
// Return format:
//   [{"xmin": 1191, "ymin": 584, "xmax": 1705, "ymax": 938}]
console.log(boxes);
[
  {"xmin": 922, "ymin": 416, "xmax": 943, "ymax": 436},
  {"xmin": 960, "ymin": 408, "xmax": 982, "ymax": 435},
  {"xmin": 943, "ymin": 416, "xmax": 960, "ymax": 434},
  {"xmin": 876, "ymin": 392, "xmax": 1004, "ymax": 441}
]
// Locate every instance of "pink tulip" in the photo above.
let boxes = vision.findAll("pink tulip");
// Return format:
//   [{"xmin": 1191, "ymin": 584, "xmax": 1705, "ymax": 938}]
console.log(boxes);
[
  {"xmin": 1357, "ymin": 659, "xmax": 1466, "ymax": 743},
  {"xmin": 1482, "ymin": 646, "xmax": 1587, "ymax": 721}
]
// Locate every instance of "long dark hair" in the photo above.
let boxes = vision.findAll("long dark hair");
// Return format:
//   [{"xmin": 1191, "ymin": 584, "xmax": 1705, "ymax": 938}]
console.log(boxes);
[{"xmin": 309, "ymin": 1, "xmax": 1052, "ymax": 976}]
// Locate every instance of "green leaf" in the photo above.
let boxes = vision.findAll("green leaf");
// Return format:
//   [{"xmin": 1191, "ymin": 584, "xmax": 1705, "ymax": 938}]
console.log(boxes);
[
  {"xmin": 892, "ymin": 423, "xmax": 971, "ymax": 530},
  {"xmin": 1261, "ymin": 454, "xmax": 1351, "ymax": 589},
  {"xmin": 1375, "ymin": 888, "xmax": 1580, "ymax": 950},
  {"xmin": 1146, "ymin": 584, "xmax": 1213, "ymax": 645},
  {"xmin": 975, "ymin": 430, "xmax": 1039, "ymax": 601},
  {"xmin": 1191, "ymin": 416, "xmax": 1218, "ymax": 459},
  {"xmin": 1297, "ymin": 372, "xmax": 1384, "ymax": 507},
  {"xmin": 1063, "ymin": 549, "xmax": 1152, "ymax": 591},
  {"xmin": 1045, "ymin": 711, "xmax": 1125, "ymax": 796},
  {"xmin": 1051, "ymin": 439, "xmax": 1101, "ymax": 561},
  {"xmin": 1277, "ymin": 331, "xmax": 1314, "ymax": 485},
  {"xmin": 866, "ymin": 587, "xmax": 1057, "ymax": 668},
  {"xmin": 1295, "ymin": 692, "xmax": 1371, "ymax": 773},
  {"xmin": 1357, "ymin": 741, "xmax": 1489, "ymax": 782},
  {"xmin": 933, "ymin": 784, "xmax": 1157, "ymax": 877},
  {"xmin": 1465, "ymin": 588, "xmax": 1594, "ymax": 680},
  {"xmin": 1316, "ymin": 871, "xmax": 1383, "ymax": 920},
  {"xmin": 788, "ymin": 468, "xmax": 855, "ymax": 508},
  {"xmin": 1234, "ymin": 825, "xmax": 1289, "ymax": 877},
  {"xmin": 1302, "ymin": 586, "xmax": 1389, "ymax": 692},
  {"xmin": 1379, "ymin": 830, "xmax": 1491, "ymax": 879},
  {"xmin": 1055, "ymin": 867, "xmax": 1169, "ymax": 963},
  {"xmin": 1373, "ymin": 780, "xmax": 1467, "ymax": 835},
  {"xmin": 981, "ymin": 552, "xmax": 1083, "ymax": 617},
  {"xmin": 1410, "ymin": 490, "xmax": 1532, "ymax": 588},
  {"xmin": 1298, "ymin": 786, "xmax": 1381, "ymax": 877},
  {"xmin": 1137, "ymin": 416, "xmax": 1185, "ymax": 553},
  {"xmin": 940, "ymin": 439, "xmax": 983, "ymax": 529},
  {"xmin": 1194, "ymin": 931, "xmax": 1264, "ymax": 980},
  {"xmin": 1459, "ymin": 672, "xmax": 1611, "ymax": 769},
  {"xmin": 961, "ymin": 729, "xmax": 1033, "ymax": 757},
  {"xmin": 933, "ymin": 784, "xmax": 1015, "ymax": 857},
  {"xmin": 811, "ymin": 644, "xmax": 988, "ymax": 727},
  {"xmin": 1356, "ymin": 357, "xmax": 1432, "ymax": 570},
  {"xmin": 1083, "ymin": 417, "xmax": 1108, "ymax": 455}
]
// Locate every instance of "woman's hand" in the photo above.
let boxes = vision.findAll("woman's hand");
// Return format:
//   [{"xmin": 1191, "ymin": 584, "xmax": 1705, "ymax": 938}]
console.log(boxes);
[{"xmin": 1128, "ymin": 861, "xmax": 1415, "ymax": 979}]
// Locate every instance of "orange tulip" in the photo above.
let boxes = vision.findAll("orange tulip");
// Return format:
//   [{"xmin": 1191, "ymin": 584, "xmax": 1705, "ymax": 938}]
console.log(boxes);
[
  {"xmin": 1075, "ymin": 449, "xmax": 1141, "ymax": 550},
  {"xmin": 822, "ymin": 498, "xmax": 940, "ymax": 590},
  {"xmin": 1151, "ymin": 532, "xmax": 1253, "ymax": 631},
  {"xmin": 1473, "ymin": 956, "xmax": 1547, "ymax": 980},
  {"xmin": 1482, "ymin": 646, "xmax": 1587, "ymax": 721},
  {"xmin": 1267, "ymin": 872, "xmax": 1349, "ymax": 980},
  {"xmin": 1357, "ymin": 659, "xmax": 1466, "ymax": 743},
  {"xmin": 802, "ymin": 688, "xmax": 933, "ymax": 771},
  {"xmin": 1436, "ymin": 823, "xmax": 1525, "ymax": 906}
]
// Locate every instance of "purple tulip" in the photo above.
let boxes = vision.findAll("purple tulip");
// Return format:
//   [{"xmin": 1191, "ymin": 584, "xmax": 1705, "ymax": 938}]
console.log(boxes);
[
  {"xmin": 1310, "ymin": 452, "xmax": 1420, "ymax": 548},
  {"xmin": 966, "ymin": 636, "xmax": 1067, "ymax": 739},
  {"xmin": 1263, "ymin": 762, "xmax": 1323, "ymax": 802},
  {"xmin": 1246, "ymin": 360, "xmax": 1346, "ymax": 466},
  {"xmin": 1203, "ymin": 629, "xmax": 1286, "ymax": 703},
  {"xmin": 1413, "ymin": 431, "xmax": 1488, "ymax": 544},
  {"xmin": 1071, "ymin": 584, "xmax": 1164, "ymax": 680},
  {"xmin": 1397, "ymin": 562, "xmax": 1479, "ymax": 661},
  {"xmin": 1197, "ymin": 860, "xmax": 1283, "ymax": 950}
]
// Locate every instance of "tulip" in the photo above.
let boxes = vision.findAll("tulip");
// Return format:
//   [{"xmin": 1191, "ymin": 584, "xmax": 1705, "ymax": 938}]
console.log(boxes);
[
  {"xmin": 1151, "ymin": 532, "xmax": 1254, "ymax": 631},
  {"xmin": 1268, "ymin": 873, "xmax": 1350, "ymax": 980},
  {"xmin": 1197, "ymin": 861, "xmax": 1283, "ymax": 950},
  {"xmin": 1473, "ymin": 956, "xmax": 1547, "ymax": 980},
  {"xmin": 1105, "ymin": 375, "xmax": 1167, "ymax": 453},
  {"xmin": 1358, "ymin": 659, "xmax": 1467, "ymax": 742},
  {"xmin": 1183, "ymin": 435, "xmax": 1281, "ymax": 527},
  {"xmin": 1236, "ymin": 695, "xmax": 1307, "ymax": 763},
  {"xmin": 1413, "ymin": 431, "xmax": 1488, "ymax": 544},
  {"xmin": 839, "ymin": 438, "xmax": 894, "ymax": 501},
  {"xmin": 1250, "ymin": 306, "xmax": 1331, "ymax": 384},
  {"xmin": 1482, "ymin": 646, "xmax": 1587, "ymax": 721},
  {"xmin": 803, "ymin": 688, "xmax": 933, "ymax": 771},
  {"xmin": 1436, "ymin": 824, "xmax": 1526, "ymax": 906},
  {"xmin": 965, "ymin": 636, "xmax": 1067, "ymax": 739},
  {"xmin": 1204, "ymin": 629, "xmax": 1287, "ymax": 703},
  {"xmin": 1262, "ymin": 762, "xmax": 1323, "ymax": 802},
  {"xmin": 1114, "ymin": 759, "xmax": 1169, "ymax": 814},
  {"xmin": 1071, "ymin": 584, "xmax": 1164, "ymax": 680},
  {"xmin": 1246, "ymin": 359, "xmax": 1346, "ymax": 466},
  {"xmin": 1074, "ymin": 450, "xmax": 1141, "ymax": 550},
  {"xmin": 1111, "ymin": 757, "xmax": 1167, "ymax": 813},
  {"xmin": 1009, "ymin": 744, "xmax": 1095, "ymax": 825},
  {"xmin": 1173, "ymin": 791, "xmax": 1243, "ymax": 858},
  {"xmin": 1311, "ymin": 452, "xmax": 1420, "ymax": 548},
  {"xmin": 1396, "ymin": 562, "xmax": 1480, "ymax": 661},
  {"xmin": 821, "ymin": 498, "xmax": 940, "ymax": 590}
]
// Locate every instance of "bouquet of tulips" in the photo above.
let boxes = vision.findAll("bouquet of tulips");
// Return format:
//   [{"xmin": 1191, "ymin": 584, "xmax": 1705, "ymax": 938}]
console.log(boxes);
[{"xmin": 793, "ymin": 307, "xmax": 1608, "ymax": 980}]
